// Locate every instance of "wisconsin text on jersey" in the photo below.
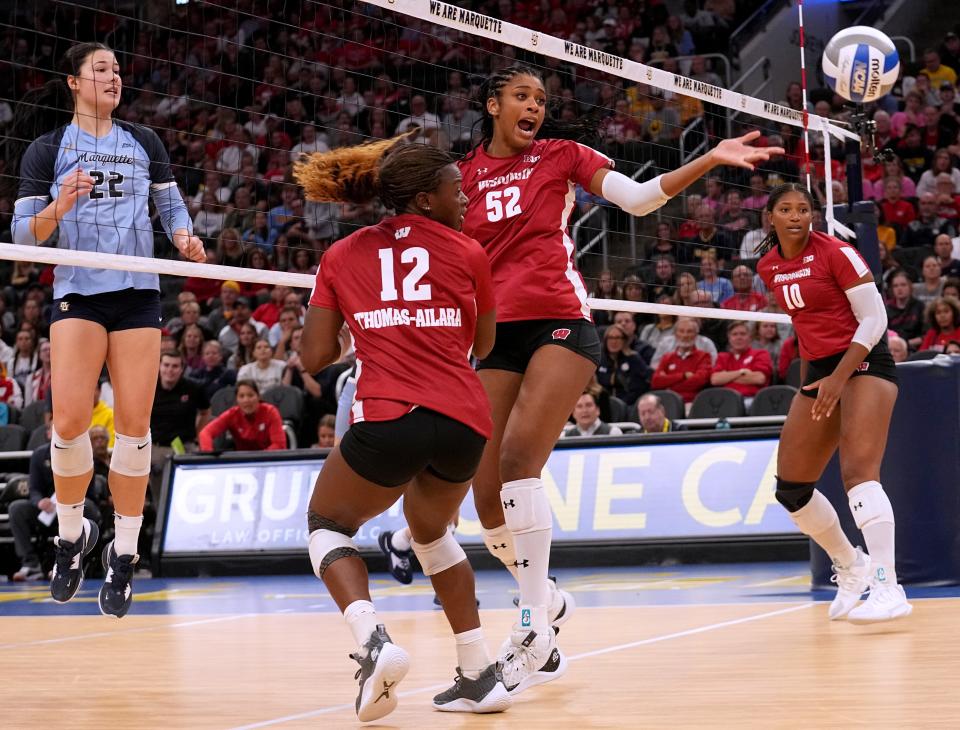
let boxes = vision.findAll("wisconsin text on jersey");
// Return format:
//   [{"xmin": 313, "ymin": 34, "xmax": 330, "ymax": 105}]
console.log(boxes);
[
  {"xmin": 477, "ymin": 168, "xmax": 533, "ymax": 191},
  {"xmin": 772, "ymin": 268, "xmax": 811, "ymax": 283},
  {"xmin": 353, "ymin": 307, "xmax": 463, "ymax": 330}
]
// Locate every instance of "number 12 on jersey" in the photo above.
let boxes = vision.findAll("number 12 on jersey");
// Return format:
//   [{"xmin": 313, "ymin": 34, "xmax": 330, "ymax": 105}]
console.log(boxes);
[
  {"xmin": 378, "ymin": 247, "xmax": 431, "ymax": 302},
  {"xmin": 781, "ymin": 282, "xmax": 806, "ymax": 310}
]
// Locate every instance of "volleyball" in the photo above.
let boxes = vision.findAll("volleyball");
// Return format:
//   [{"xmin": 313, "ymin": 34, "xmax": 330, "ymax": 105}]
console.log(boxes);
[{"xmin": 822, "ymin": 26, "xmax": 900, "ymax": 103}]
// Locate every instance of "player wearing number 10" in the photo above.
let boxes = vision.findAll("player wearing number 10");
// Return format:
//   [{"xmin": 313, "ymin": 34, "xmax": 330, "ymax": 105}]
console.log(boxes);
[
  {"xmin": 756, "ymin": 184, "xmax": 910, "ymax": 623},
  {"xmin": 7, "ymin": 43, "xmax": 204, "ymax": 618},
  {"xmin": 294, "ymin": 138, "xmax": 511, "ymax": 720},
  {"xmin": 457, "ymin": 63, "xmax": 785, "ymax": 693}
]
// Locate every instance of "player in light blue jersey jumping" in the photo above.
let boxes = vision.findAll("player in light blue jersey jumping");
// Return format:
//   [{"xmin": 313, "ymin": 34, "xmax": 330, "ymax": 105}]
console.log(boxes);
[{"xmin": 9, "ymin": 42, "xmax": 205, "ymax": 618}]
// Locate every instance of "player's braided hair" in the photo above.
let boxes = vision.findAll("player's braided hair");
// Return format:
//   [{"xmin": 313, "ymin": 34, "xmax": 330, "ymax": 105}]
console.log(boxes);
[
  {"xmin": 470, "ymin": 64, "xmax": 601, "ymax": 156},
  {"xmin": 1, "ymin": 42, "xmax": 112, "ymax": 197},
  {"xmin": 294, "ymin": 130, "xmax": 455, "ymax": 212},
  {"xmin": 754, "ymin": 183, "xmax": 817, "ymax": 257}
]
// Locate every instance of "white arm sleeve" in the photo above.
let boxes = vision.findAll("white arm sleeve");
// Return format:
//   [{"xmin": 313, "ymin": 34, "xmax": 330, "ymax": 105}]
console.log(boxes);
[
  {"xmin": 845, "ymin": 282, "xmax": 888, "ymax": 351},
  {"xmin": 600, "ymin": 170, "xmax": 672, "ymax": 217}
]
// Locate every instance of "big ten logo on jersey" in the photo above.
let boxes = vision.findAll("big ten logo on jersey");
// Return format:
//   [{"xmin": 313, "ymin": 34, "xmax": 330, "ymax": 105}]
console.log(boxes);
[{"xmin": 356, "ymin": 246, "xmax": 462, "ymax": 331}]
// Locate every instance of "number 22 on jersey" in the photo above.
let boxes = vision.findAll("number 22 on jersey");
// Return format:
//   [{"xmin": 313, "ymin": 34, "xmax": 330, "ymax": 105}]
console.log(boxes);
[
  {"xmin": 378, "ymin": 247, "xmax": 431, "ymax": 302},
  {"xmin": 781, "ymin": 282, "xmax": 806, "ymax": 310}
]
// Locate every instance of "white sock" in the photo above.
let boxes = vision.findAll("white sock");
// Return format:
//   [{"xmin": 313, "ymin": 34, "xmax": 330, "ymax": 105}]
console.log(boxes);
[
  {"xmin": 114, "ymin": 513, "xmax": 143, "ymax": 557},
  {"xmin": 481, "ymin": 524, "xmax": 518, "ymax": 580},
  {"xmin": 344, "ymin": 599, "xmax": 379, "ymax": 652},
  {"xmin": 789, "ymin": 490, "xmax": 857, "ymax": 568},
  {"xmin": 848, "ymin": 481, "xmax": 897, "ymax": 584},
  {"xmin": 390, "ymin": 526, "xmax": 412, "ymax": 553},
  {"xmin": 503, "ymin": 478, "xmax": 552, "ymax": 634},
  {"xmin": 454, "ymin": 627, "xmax": 491, "ymax": 680},
  {"xmin": 56, "ymin": 500, "xmax": 85, "ymax": 543}
]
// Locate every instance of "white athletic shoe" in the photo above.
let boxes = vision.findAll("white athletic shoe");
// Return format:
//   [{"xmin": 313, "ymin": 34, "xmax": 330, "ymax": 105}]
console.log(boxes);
[
  {"xmin": 848, "ymin": 577, "xmax": 913, "ymax": 624},
  {"xmin": 499, "ymin": 628, "xmax": 567, "ymax": 696},
  {"xmin": 829, "ymin": 547, "xmax": 872, "ymax": 620},
  {"xmin": 351, "ymin": 625, "xmax": 410, "ymax": 722},
  {"xmin": 432, "ymin": 663, "xmax": 512, "ymax": 714},
  {"xmin": 548, "ymin": 578, "xmax": 576, "ymax": 627}
]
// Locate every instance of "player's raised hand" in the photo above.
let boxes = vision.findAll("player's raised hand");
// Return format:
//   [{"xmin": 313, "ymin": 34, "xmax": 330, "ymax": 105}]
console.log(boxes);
[
  {"xmin": 56, "ymin": 168, "xmax": 96, "ymax": 215},
  {"xmin": 711, "ymin": 130, "xmax": 786, "ymax": 171},
  {"xmin": 173, "ymin": 229, "xmax": 206, "ymax": 263}
]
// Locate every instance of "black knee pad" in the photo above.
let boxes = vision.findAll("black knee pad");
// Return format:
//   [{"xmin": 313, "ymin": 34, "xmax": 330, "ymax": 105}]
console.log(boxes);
[
  {"xmin": 307, "ymin": 510, "xmax": 358, "ymax": 537},
  {"xmin": 775, "ymin": 477, "xmax": 816, "ymax": 513}
]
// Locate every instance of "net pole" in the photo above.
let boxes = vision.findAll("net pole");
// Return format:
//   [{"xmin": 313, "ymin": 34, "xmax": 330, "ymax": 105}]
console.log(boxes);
[{"xmin": 798, "ymin": 0, "xmax": 813, "ymax": 193}]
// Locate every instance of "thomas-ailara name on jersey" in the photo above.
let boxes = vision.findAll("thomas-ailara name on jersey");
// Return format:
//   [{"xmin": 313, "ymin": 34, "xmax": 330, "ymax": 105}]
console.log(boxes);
[{"xmin": 353, "ymin": 307, "xmax": 463, "ymax": 330}]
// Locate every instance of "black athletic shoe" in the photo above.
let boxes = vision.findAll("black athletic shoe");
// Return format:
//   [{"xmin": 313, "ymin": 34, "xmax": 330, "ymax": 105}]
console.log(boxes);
[
  {"xmin": 378, "ymin": 530, "xmax": 414, "ymax": 585},
  {"xmin": 50, "ymin": 518, "xmax": 100, "ymax": 603},
  {"xmin": 350, "ymin": 624, "xmax": 410, "ymax": 722},
  {"xmin": 98, "ymin": 541, "xmax": 139, "ymax": 619},
  {"xmin": 432, "ymin": 663, "xmax": 512, "ymax": 714}
]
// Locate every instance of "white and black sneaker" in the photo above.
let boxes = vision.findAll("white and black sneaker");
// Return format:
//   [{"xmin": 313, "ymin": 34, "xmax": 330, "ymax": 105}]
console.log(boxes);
[
  {"xmin": 351, "ymin": 624, "xmax": 410, "ymax": 722},
  {"xmin": 499, "ymin": 628, "xmax": 567, "ymax": 696},
  {"xmin": 432, "ymin": 662, "xmax": 512, "ymax": 714},
  {"xmin": 377, "ymin": 530, "xmax": 413, "ymax": 585},
  {"xmin": 50, "ymin": 518, "xmax": 99, "ymax": 603},
  {"xmin": 99, "ymin": 541, "xmax": 138, "ymax": 618}
]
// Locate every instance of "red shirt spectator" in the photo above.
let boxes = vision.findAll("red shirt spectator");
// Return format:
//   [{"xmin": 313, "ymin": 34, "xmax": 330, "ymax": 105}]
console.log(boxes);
[
  {"xmin": 879, "ymin": 178, "xmax": 917, "ymax": 229},
  {"xmin": 252, "ymin": 286, "xmax": 291, "ymax": 329},
  {"xmin": 710, "ymin": 322, "xmax": 773, "ymax": 398},
  {"xmin": 722, "ymin": 265, "xmax": 768, "ymax": 312},
  {"xmin": 778, "ymin": 336, "xmax": 799, "ymax": 382},
  {"xmin": 919, "ymin": 297, "xmax": 960, "ymax": 352},
  {"xmin": 650, "ymin": 318, "xmax": 712, "ymax": 403},
  {"xmin": 198, "ymin": 382, "xmax": 285, "ymax": 451}
]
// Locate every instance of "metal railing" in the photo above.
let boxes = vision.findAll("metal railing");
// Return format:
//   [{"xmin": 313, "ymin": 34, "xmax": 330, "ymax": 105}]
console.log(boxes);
[
  {"xmin": 889, "ymin": 35, "xmax": 916, "ymax": 64},
  {"xmin": 729, "ymin": 57, "xmax": 772, "ymax": 131},
  {"xmin": 574, "ymin": 160, "xmax": 654, "ymax": 271},
  {"xmin": 679, "ymin": 116, "xmax": 708, "ymax": 166}
]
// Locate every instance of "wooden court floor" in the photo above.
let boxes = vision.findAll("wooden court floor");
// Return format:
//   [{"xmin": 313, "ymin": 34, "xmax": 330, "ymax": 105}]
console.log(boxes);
[{"xmin": 2, "ymin": 600, "xmax": 958, "ymax": 729}]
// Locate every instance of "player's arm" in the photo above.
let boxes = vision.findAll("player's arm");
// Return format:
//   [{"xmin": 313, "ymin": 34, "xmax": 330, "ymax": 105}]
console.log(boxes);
[
  {"xmin": 468, "ymin": 240, "xmax": 497, "ymax": 359},
  {"xmin": 588, "ymin": 131, "xmax": 785, "ymax": 217},
  {"xmin": 301, "ymin": 306, "xmax": 346, "ymax": 373},
  {"xmin": 803, "ymin": 272, "xmax": 886, "ymax": 421}
]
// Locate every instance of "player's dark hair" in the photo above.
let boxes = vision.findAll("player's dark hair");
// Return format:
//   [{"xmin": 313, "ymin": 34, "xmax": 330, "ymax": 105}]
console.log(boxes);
[
  {"xmin": 1, "ymin": 42, "xmax": 113, "ymax": 197},
  {"xmin": 926, "ymin": 296, "xmax": 960, "ymax": 331},
  {"xmin": 294, "ymin": 130, "xmax": 455, "ymax": 213},
  {"xmin": 235, "ymin": 378, "xmax": 261, "ymax": 396},
  {"xmin": 469, "ymin": 64, "xmax": 601, "ymax": 157},
  {"xmin": 754, "ymin": 183, "xmax": 817, "ymax": 256}
]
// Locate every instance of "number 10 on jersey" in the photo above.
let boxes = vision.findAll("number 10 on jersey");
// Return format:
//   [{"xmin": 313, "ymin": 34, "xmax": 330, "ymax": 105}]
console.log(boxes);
[{"xmin": 781, "ymin": 283, "xmax": 806, "ymax": 310}]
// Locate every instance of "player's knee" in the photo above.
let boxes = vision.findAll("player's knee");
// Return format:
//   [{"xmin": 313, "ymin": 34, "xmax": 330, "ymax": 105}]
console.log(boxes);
[
  {"xmin": 500, "ymin": 478, "xmax": 552, "ymax": 535},
  {"xmin": 307, "ymin": 511, "xmax": 359, "ymax": 579},
  {"xmin": 498, "ymin": 444, "xmax": 538, "ymax": 485},
  {"xmin": 110, "ymin": 431, "xmax": 152, "ymax": 477},
  {"xmin": 50, "ymin": 427, "xmax": 93, "ymax": 478},
  {"xmin": 411, "ymin": 529, "xmax": 466, "ymax": 576},
  {"xmin": 775, "ymin": 477, "xmax": 816, "ymax": 513}
]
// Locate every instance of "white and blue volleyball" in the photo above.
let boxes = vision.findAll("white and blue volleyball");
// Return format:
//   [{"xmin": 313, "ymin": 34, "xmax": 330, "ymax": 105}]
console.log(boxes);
[{"xmin": 822, "ymin": 26, "xmax": 900, "ymax": 103}]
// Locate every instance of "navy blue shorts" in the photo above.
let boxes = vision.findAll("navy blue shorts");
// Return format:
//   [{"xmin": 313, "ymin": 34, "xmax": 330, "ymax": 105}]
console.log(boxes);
[
  {"xmin": 476, "ymin": 318, "xmax": 602, "ymax": 373},
  {"xmin": 50, "ymin": 288, "xmax": 162, "ymax": 332}
]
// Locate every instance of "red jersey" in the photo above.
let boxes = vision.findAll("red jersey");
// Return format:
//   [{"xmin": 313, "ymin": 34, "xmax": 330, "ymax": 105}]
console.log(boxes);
[
  {"xmin": 199, "ymin": 403, "xmax": 285, "ymax": 451},
  {"xmin": 721, "ymin": 292, "xmax": 768, "ymax": 312},
  {"xmin": 757, "ymin": 231, "xmax": 870, "ymax": 361},
  {"xmin": 309, "ymin": 214, "xmax": 495, "ymax": 438},
  {"xmin": 650, "ymin": 348, "xmax": 712, "ymax": 403},
  {"xmin": 458, "ymin": 138, "xmax": 611, "ymax": 322},
  {"xmin": 713, "ymin": 348, "xmax": 773, "ymax": 398},
  {"xmin": 920, "ymin": 325, "xmax": 960, "ymax": 352}
]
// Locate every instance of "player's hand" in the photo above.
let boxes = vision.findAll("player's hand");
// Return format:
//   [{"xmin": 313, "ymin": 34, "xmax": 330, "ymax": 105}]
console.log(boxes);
[
  {"xmin": 802, "ymin": 374, "xmax": 844, "ymax": 421},
  {"xmin": 710, "ymin": 130, "xmax": 786, "ymax": 171},
  {"xmin": 173, "ymin": 229, "xmax": 206, "ymax": 263},
  {"xmin": 37, "ymin": 498, "xmax": 54, "ymax": 513},
  {"xmin": 56, "ymin": 168, "xmax": 95, "ymax": 215}
]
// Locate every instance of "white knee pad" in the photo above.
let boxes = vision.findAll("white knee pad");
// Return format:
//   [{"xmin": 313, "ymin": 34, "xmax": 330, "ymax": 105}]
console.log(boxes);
[
  {"xmin": 411, "ymin": 529, "xmax": 467, "ymax": 576},
  {"xmin": 848, "ymin": 481, "xmax": 894, "ymax": 529},
  {"xmin": 482, "ymin": 524, "xmax": 517, "ymax": 568},
  {"xmin": 308, "ymin": 529, "xmax": 360, "ymax": 579},
  {"xmin": 110, "ymin": 431, "xmax": 152, "ymax": 477},
  {"xmin": 500, "ymin": 478, "xmax": 552, "ymax": 535},
  {"xmin": 50, "ymin": 427, "xmax": 93, "ymax": 478}
]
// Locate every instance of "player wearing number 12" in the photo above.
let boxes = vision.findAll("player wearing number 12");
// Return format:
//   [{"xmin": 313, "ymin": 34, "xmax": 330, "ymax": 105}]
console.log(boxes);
[
  {"xmin": 457, "ymin": 63, "xmax": 784, "ymax": 693},
  {"xmin": 294, "ymin": 137, "xmax": 511, "ymax": 720},
  {"xmin": 756, "ymin": 184, "xmax": 910, "ymax": 623},
  {"xmin": 7, "ymin": 43, "xmax": 204, "ymax": 618}
]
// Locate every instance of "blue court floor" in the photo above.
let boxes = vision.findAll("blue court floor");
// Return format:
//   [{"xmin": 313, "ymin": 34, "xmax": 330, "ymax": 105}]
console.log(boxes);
[{"xmin": 3, "ymin": 562, "xmax": 960, "ymax": 617}]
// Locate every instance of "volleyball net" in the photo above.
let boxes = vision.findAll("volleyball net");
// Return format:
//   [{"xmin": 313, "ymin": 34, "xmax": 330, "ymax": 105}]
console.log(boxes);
[{"xmin": 0, "ymin": 0, "xmax": 857, "ymax": 322}]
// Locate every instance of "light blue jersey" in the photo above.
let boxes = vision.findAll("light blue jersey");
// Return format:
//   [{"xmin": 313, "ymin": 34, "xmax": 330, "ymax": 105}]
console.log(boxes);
[{"xmin": 11, "ymin": 120, "xmax": 192, "ymax": 299}]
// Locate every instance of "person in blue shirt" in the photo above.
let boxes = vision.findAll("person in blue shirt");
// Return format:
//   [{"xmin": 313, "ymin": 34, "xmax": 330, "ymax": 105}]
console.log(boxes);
[{"xmin": 8, "ymin": 42, "xmax": 204, "ymax": 618}]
